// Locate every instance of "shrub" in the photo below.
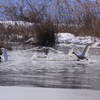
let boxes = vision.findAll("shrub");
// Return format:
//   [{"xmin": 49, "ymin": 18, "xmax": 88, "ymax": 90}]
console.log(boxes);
[{"xmin": 34, "ymin": 22, "xmax": 57, "ymax": 46}]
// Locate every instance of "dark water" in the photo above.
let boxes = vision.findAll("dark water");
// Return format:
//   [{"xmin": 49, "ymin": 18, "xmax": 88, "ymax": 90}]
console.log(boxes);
[{"xmin": 0, "ymin": 44, "xmax": 100, "ymax": 90}]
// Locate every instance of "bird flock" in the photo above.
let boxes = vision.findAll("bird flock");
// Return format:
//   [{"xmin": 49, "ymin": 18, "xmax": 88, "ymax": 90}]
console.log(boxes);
[
  {"xmin": 0, "ymin": 42, "xmax": 100, "ymax": 62},
  {"xmin": 28, "ymin": 42, "xmax": 100, "ymax": 61}
]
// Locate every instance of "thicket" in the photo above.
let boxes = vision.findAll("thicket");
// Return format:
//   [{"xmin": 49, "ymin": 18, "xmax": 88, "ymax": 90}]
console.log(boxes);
[{"xmin": 0, "ymin": 0, "xmax": 100, "ymax": 46}]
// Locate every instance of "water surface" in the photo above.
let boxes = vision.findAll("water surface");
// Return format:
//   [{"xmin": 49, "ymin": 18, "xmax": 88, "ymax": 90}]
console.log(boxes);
[{"xmin": 0, "ymin": 44, "xmax": 100, "ymax": 90}]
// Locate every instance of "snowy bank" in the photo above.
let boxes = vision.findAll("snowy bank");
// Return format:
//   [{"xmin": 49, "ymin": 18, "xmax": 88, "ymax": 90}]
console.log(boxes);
[
  {"xmin": 0, "ymin": 86, "xmax": 100, "ymax": 100},
  {"xmin": 24, "ymin": 32, "xmax": 100, "ymax": 45},
  {"xmin": 57, "ymin": 33, "xmax": 100, "ymax": 45},
  {"xmin": 0, "ymin": 21, "xmax": 33, "ymax": 27}
]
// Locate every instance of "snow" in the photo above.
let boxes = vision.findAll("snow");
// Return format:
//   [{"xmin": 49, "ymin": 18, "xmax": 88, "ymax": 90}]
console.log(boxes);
[
  {"xmin": 57, "ymin": 33, "xmax": 100, "ymax": 45},
  {"xmin": 0, "ymin": 21, "xmax": 33, "ymax": 27},
  {"xmin": 25, "ymin": 32, "xmax": 100, "ymax": 45},
  {"xmin": 23, "ymin": 32, "xmax": 100, "ymax": 45},
  {"xmin": 0, "ymin": 86, "xmax": 100, "ymax": 100}
]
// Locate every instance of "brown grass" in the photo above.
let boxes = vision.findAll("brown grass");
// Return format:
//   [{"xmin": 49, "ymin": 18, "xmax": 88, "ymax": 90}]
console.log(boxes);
[{"xmin": 0, "ymin": 0, "xmax": 100, "ymax": 46}]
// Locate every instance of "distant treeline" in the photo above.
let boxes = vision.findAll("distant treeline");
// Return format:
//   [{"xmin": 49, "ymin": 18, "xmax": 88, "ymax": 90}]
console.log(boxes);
[{"xmin": 0, "ymin": 0, "xmax": 100, "ymax": 46}]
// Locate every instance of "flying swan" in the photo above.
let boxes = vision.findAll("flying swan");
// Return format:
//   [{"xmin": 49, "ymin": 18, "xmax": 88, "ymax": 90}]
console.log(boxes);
[
  {"xmin": 40, "ymin": 46, "xmax": 64, "ymax": 55},
  {"xmin": 23, "ymin": 46, "xmax": 63, "ymax": 54},
  {"xmin": 72, "ymin": 42, "xmax": 99, "ymax": 61}
]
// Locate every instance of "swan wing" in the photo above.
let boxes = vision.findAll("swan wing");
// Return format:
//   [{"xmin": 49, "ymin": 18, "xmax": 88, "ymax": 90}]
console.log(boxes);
[
  {"xmin": 69, "ymin": 43, "xmax": 81, "ymax": 54},
  {"xmin": 73, "ymin": 44, "xmax": 81, "ymax": 54},
  {"xmin": 48, "ymin": 47, "xmax": 64, "ymax": 53},
  {"xmin": 23, "ymin": 47, "xmax": 40, "ymax": 52},
  {"xmin": 82, "ymin": 44, "xmax": 91, "ymax": 56},
  {"xmin": 90, "ymin": 42, "xmax": 99, "ymax": 47},
  {"xmin": 82, "ymin": 42, "xmax": 99, "ymax": 56}
]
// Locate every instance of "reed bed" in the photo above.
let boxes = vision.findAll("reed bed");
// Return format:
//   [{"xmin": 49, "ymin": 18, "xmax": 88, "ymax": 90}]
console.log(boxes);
[{"xmin": 0, "ymin": 0, "xmax": 100, "ymax": 46}]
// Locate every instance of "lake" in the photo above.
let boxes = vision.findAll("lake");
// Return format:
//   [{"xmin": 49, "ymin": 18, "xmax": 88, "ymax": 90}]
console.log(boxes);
[{"xmin": 0, "ymin": 43, "xmax": 100, "ymax": 90}]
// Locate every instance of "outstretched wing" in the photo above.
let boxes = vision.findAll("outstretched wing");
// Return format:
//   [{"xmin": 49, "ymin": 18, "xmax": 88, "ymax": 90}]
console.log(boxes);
[
  {"xmin": 23, "ymin": 47, "xmax": 40, "ymax": 52},
  {"xmin": 82, "ymin": 42, "xmax": 99, "ymax": 56},
  {"xmin": 24, "ymin": 46, "xmax": 64, "ymax": 54},
  {"xmin": 73, "ymin": 44, "xmax": 81, "ymax": 54},
  {"xmin": 90, "ymin": 42, "xmax": 99, "ymax": 47},
  {"xmin": 82, "ymin": 44, "xmax": 91, "ymax": 56},
  {"xmin": 70, "ymin": 43, "xmax": 81, "ymax": 54},
  {"xmin": 48, "ymin": 47, "xmax": 64, "ymax": 53}
]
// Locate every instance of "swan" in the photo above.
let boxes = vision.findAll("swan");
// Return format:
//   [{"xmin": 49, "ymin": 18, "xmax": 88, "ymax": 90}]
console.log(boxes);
[
  {"xmin": 40, "ymin": 46, "xmax": 64, "ymax": 55},
  {"xmin": 23, "ymin": 46, "xmax": 64, "ymax": 60},
  {"xmin": 0, "ymin": 48, "xmax": 8, "ymax": 61},
  {"xmin": 72, "ymin": 42, "xmax": 99, "ymax": 61},
  {"xmin": 23, "ymin": 46, "xmax": 64, "ymax": 54}
]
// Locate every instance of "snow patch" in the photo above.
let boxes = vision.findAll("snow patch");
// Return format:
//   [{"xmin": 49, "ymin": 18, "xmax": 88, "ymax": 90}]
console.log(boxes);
[{"xmin": 57, "ymin": 33, "xmax": 100, "ymax": 45}]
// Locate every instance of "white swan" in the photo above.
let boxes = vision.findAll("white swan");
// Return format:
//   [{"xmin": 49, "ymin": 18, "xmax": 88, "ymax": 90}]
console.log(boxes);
[
  {"xmin": 23, "ymin": 46, "xmax": 64, "ymax": 60},
  {"xmin": 72, "ymin": 42, "xmax": 99, "ymax": 61},
  {"xmin": 23, "ymin": 46, "xmax": 64, "ymax": 54},
  {"xmin": 0, "ymin": 48, "xmax": 8, "ymax": 61},
  {"xmin": 40, "ymin": 46, "xmax": 64, "ymax": 54}
]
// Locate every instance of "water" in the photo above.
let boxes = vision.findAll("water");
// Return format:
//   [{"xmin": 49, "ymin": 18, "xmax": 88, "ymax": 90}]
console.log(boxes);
[{"xmin": 0, "ymin": 44, "xmax": 100, "ymax": 90}]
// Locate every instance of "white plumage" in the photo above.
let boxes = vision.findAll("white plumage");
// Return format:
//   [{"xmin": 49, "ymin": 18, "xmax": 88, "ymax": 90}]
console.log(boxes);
[
  {"xmin": 24, "ymin": 46, "xmax": 64, "ymax": 54},
  {"xmin": 40, "ymin": 47, "xmax": 64, "ymax": 54},
  {"xmin": 23, "ymin": 46, "xmax": 64, "ymax": 60},
  {"xmin": 72, "ymin": 42, "xmax": 99, "ymax": 61},
  {"xmin": 0, "ymin": 48, "xmax": 8, "ymax": 61}
]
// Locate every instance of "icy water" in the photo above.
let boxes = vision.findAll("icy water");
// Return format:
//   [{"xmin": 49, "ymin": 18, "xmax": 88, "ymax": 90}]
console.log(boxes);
[{"xmin": 0, "ymin": 44, "xmax": 100, "ymax": 90}]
